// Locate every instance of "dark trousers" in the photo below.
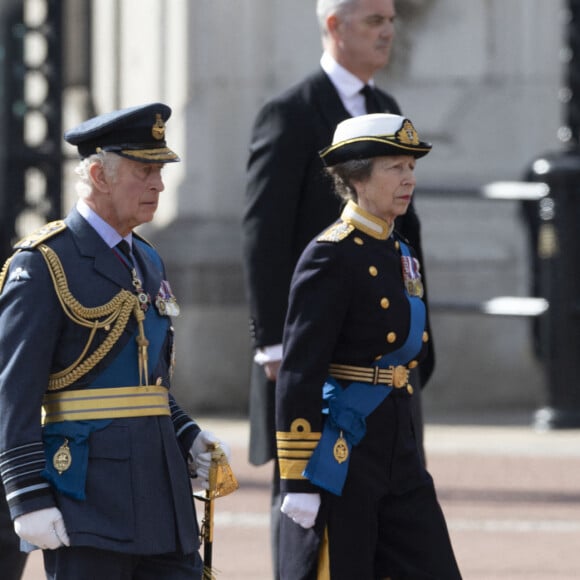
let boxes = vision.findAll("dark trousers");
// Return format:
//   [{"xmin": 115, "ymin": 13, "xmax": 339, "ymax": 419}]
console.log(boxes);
[
  {"xmin": 325, "ymin": 482, "xmax": 461, "ymax": 579},
  {"xmin": 279, "ymin": 395, "xmax": 459, "ymax": 580},
  {"xmin": 270, "ymin": 372, "xmax": 426, "ymax": 580},
  {"xmin": 280, "ymin": 481, "xmax": 461, "ymax": 580},
  {"xmin": 271, "ymin": 462, "xmax": 282, "ymax": 580},
  {"xmin": 274, "ymin": 375, "xmax": 427, "ymax": 580},
  {"xmin": 43, "ymin": 546, "xmax": 203, "ymax": 580},
  {"xmin": 0, "ymin": 484, "xmax": 27, "ymax": 580},
  {"xmin": 248, "ymin": 362, "xmax": 282, "ymax": 579}
]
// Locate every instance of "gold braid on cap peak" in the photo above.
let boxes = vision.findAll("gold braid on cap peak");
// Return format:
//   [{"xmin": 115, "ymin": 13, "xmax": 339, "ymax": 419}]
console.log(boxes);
[
  {"xmin": 120, "ymin": 147, "xmax": 178, "ymax": 161},
  {"xmin": 37, "ymin": 244, "xmax": 145, "ymax": 391}
]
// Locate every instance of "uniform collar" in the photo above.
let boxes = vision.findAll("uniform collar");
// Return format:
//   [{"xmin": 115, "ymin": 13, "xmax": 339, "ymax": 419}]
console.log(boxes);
[
  {"xmin": 76, "ymin": 199, "xmax": 134, "ymax": 249},
  {"xmin": 340, "ymin": 200, "xmax": 394, "ymax": 240}
]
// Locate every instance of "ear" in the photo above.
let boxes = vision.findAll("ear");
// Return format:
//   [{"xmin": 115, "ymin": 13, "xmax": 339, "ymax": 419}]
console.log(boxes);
[
  {"xmin": 326, "ymin": 14, "xmax": 341, "ymax": 38},
  {"xmin": 88, "ymin": 161, "xmax": 109, "ymax": 192}
]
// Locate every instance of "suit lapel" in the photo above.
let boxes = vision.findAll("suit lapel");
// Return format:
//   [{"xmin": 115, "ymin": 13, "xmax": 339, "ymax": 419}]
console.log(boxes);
[
  {"xmin": 307, "ymin": 69, "xmax": 352, "ymax": 136},
  {"xmin": 306, "ymin": 68, "xmax": 401, "ymax": 125}
]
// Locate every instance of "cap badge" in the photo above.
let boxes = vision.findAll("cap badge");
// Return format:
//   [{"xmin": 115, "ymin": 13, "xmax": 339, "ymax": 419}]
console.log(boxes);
[
  {"xmin": 396, "ymin": 120, "xmax": 420, "ymax": 146},
  {"xmin": 152, "ymin": 114, "xmax": 165, "ymax": 140}
]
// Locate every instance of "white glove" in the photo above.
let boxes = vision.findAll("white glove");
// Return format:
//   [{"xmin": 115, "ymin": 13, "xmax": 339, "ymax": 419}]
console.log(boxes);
[
  {"xmin": 281, "ymin": 492, "xmax": 321, "ymax": 529},
  {"xmin": 188, "ymin": 430, "xmax": 231, "ymax": 488},
  {"xmin": 14, "ymin": 507, "xmax": 70, "ymax": 550}
]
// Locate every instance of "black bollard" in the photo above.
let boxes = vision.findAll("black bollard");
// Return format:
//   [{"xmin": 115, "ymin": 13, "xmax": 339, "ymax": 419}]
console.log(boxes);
[
  {"xmin": 522, "ymin": 0, "xmax": 580, "ymax": 429},
  {"xmin": 526, "ymin": 149, "xmax": 580, "ymax": 429}
]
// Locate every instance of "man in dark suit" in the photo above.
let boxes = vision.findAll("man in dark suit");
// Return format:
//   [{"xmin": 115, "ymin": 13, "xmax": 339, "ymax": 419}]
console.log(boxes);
[
  {"xmin": 0, "ymin": 103, "xmax": 229, "ymax": 579},
  {"xmin": 242, "ymin": 0, "xmax": 434, "ymax": 576}
]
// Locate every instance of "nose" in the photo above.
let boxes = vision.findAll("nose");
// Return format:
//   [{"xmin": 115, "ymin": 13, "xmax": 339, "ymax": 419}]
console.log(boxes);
[
  {"xmin": 150, "ymin": 169, "xmax": 165, "ymax": 192},
  {"xmin": 403, "ymin": 167, "xmax": 416, "ymax": 186},
  {"xmin": 380, "ymin": 19, "xmax": 395, "ymax": 40}
]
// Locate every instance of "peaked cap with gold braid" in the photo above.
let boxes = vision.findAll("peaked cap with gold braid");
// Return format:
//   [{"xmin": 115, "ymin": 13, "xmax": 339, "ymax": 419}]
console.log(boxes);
[
  {"xmin": 64, "ymin": 102, "xmax": 180, "ymax": 163},
  {"xmin": 319, "ymin": 113, "xmax": 431, "ymax": 166}
]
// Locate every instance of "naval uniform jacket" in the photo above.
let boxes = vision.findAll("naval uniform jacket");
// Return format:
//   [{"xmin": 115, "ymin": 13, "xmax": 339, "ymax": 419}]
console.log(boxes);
[
  {"xmin": 0, "ymin": 208, "xmax": 200, "ymax": 555},
  {"xmin": 276, "ymin": 203, "xmax": 431, "ymax": 497},
  {"xmin": 242, "ymin": 67, "xmax": 435, "ymax": 466}
]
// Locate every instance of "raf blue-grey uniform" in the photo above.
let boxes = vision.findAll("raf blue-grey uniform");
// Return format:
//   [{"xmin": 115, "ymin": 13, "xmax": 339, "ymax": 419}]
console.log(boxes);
[{"xmin": 0, "ymin": 104, "xmax": 203, "ymax": 579}]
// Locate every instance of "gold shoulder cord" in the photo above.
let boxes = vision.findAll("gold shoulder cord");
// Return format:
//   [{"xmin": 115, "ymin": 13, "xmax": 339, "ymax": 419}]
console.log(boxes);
[
  {"xmin": 0, "ymin": 254, "xmax": 16, "ymax": 293},
  {"xmin": 37, "ymin": 244, "xmax": 146, "ymax": 391}
]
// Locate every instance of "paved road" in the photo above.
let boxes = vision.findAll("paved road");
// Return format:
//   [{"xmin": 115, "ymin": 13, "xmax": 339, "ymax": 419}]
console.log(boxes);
[{"xmin": 21, "ymin": 415, "xmax": 580, "ymax": 579}]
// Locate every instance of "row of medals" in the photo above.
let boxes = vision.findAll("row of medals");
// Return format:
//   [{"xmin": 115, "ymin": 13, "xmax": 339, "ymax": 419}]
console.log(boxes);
[
  {"xmin": 401, "ymin": 255, "xmax": 424, "ymax": 298},
  {"xmin": 130, "ymin": 268, "xmax": 180, "ymax": 316}
]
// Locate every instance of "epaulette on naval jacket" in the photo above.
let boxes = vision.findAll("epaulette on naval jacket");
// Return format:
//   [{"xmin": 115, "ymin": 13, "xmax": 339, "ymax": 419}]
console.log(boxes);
[{"xmin": 317, "ymin": 221, "xmax": 355, "ymax": 243}]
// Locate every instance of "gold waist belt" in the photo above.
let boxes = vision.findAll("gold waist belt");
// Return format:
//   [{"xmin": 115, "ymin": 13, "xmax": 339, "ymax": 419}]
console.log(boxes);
[
  {"xmin": 42, "ymin": 385, "xmax": 171, "ymax": 425},
  {"xmin": 329, "ymin": 363, "xmax": 411, "ymax": 389}
]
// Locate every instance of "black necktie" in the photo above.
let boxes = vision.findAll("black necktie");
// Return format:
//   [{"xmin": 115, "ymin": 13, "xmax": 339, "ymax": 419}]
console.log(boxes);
[
  {"xmin": 116, "ymin": 240, "xmax": 134, "ymax": 267},
  {"xmin": 360, "ymin": 84, "xmax": 382, "ymax": 114},
  {"xmin": 116, "ymin": 240, "xmax": 148, "ymax": 304}
]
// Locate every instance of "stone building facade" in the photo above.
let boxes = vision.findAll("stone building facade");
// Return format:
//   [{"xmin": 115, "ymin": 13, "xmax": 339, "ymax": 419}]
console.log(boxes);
[{"xmin": 70, "ymin": 0, "xmax": 564, "ymax": 418}]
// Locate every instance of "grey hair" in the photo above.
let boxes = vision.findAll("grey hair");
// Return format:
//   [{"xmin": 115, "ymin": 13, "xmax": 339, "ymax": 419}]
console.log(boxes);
[
  {"xmin": 73, "ymin": 151, "xmax": 122, "ymax": 198},
  {"xmin": 316, "ymin": 0, "xmax": 358, "ymax": 35},
  {"xmin": 325, "ymin": 158, "xmax": 374, "ymax": 203}
]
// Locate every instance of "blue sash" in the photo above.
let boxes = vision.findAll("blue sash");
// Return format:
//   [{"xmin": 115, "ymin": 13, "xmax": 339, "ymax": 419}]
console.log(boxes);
[
  {"xmin": 303, "ymin": 241, "xmax": 426, "ymax": 495},
  {"xmin": 42, "ymin": 243, "xmax": 168, "ymax": 500}
]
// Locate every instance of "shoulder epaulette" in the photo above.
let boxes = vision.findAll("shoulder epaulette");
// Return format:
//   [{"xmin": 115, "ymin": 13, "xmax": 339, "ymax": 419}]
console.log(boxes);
[
  {"xmin": 15, "ymin": 220, "xmax": 67, "ymax": 249},
  {"xmin": 317, "ymin": 221, "xmax": 355, "ymax": 243}
]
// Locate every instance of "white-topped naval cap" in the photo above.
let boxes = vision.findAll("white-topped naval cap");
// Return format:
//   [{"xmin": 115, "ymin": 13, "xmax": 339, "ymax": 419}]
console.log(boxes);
[{"xmin": 320, "ymin": 113, "xmax": 431, "ymax": 166}]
